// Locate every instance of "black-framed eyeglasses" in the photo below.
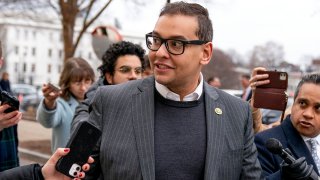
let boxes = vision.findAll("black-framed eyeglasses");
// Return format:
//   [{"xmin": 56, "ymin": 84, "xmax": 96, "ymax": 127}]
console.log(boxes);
[
  {"xmin": 116, "ymin": 66, "xmax": 143, "ymax": 75},
  {"xmin": 145, "ymin": 32, "xmax": 209, "ymax": 55}
]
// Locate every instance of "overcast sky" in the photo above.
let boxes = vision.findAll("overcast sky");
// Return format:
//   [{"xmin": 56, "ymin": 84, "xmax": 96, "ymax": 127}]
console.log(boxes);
[{"xmin": 101, "ymin": 0, "xmax": 320, "ymax": 65}]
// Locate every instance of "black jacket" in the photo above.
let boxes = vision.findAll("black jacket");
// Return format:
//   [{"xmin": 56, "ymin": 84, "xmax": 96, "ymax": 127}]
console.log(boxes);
[{"xmin": 0, "ymin": 164, "xmax": 44, "ymax": 180}]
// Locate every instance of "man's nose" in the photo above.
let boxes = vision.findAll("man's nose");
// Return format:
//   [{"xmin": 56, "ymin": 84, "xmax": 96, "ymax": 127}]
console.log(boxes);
[
  {"xmin": 128, "ymin": 70, "xmax": 138, "ymax": 80},
  {"xmin": 155, "ymin": 43, "xmax": 169, "ymax": 57}
]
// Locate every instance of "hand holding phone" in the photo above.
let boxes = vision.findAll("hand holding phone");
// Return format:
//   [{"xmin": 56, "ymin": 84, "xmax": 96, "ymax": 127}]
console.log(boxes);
[
  {"xmin": 253, "ymin": 70, "xmax": 288, "ymax": 111},
  {"xmin": 55, "ymin": 121, "xmax": 101, "ymax": 178},
  {"xmin": 0, "ymin": 91, "xmax": 20, "ymax": 113},
  {"xmin": 47, "ymin": 83, "xmax": 61, "ymax": 92}
]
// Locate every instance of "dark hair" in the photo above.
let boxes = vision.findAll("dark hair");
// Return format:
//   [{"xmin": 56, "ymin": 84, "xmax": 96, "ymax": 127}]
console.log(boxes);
[
  {"xmin": 207, "ymin": 76, "xmax": 215, "ymax": 83},
  {"xmin": 241, "ymin": 74, "xmax": 251, "ymax": 80},
  {"xmin": 98, "ymin": 41, "xmax": 145, "ymax": 77},
  {"xmin": 159, "ymin": 1, "xmax": 213, "ymax": 42},
  {"xmin": 143, "ymin": 55, "xmax": 151, "ymax": 69},
  {"xmin": 294, "ymin": 73, "xmax": 320, "ymax": 100},
  {"xmin": 59, "ymin": 57, "xmax": 95, "ymax": 100}
]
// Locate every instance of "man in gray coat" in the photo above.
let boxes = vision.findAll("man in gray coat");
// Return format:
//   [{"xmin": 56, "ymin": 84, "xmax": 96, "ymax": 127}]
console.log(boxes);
[{"xmin": 73, "ymin": 2, "xmax": 261, "ymax": 179}]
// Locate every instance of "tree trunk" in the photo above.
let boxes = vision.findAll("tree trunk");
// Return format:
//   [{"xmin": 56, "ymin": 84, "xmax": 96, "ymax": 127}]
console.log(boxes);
[{"xmin": 60, "ymin": 0, "xmax": 78, "ymax": 63}]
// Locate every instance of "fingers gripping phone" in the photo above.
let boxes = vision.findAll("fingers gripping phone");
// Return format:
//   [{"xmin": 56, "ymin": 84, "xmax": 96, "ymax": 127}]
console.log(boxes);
[
  {"xmin": 55, "ymin": 121, "xmax": 101, "ymax": 178},
  {"xmin": 0, "ymin": 91, "xmax": 20, "ymax": 113}
]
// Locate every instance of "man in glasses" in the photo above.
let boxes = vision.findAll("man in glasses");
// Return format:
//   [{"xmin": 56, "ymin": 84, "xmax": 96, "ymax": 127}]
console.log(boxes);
[
  {"xmin": 71, "ymin": 41, "xmax": 145, "ymax": 130},
  {"xmin": 72, "ymin": 2, "xmax": 261, "ymax": 179}
]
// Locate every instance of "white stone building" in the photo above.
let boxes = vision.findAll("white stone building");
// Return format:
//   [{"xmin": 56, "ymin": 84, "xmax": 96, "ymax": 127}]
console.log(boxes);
[{"xmin": 0, "ymin": 15, "xmax": 145, "ymax": 87}]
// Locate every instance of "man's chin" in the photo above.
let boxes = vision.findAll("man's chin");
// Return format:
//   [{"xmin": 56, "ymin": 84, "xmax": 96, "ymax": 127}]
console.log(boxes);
[{"xmin": 155, "ymin": 76, "xmax": 170, "ymax": 86}]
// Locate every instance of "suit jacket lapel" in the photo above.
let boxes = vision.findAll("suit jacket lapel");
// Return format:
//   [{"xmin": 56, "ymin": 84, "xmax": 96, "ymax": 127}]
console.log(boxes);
[
  {"xmin": 203, "ymin": 83, "xmax": 226, "ymax": 179},
  {"xmin": 132, "ymin": 77, "xmax": 155, "ymax": 180},
  {"xmin": 282, "ymin": 117, "xmax": 319, "ymax": 174}
]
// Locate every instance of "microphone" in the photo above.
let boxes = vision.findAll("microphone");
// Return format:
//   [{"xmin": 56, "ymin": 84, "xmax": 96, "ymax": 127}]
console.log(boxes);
[
  {"xmin": 265, "ymin": 138, "xmax": 295, "ymax": 164},
  {"xmin": 265, "ymin": 138, "xmax": 320, "ymax": 180}
]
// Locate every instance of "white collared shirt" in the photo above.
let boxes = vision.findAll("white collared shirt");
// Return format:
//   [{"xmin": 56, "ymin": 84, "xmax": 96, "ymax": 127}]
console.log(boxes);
[
  {"xmin": 155, "ymin": 73, "xmax": 204, "ymax": 102},
  {"xmin": 302, "ymin": 135, "xmax": 320, "ymax": 157}
]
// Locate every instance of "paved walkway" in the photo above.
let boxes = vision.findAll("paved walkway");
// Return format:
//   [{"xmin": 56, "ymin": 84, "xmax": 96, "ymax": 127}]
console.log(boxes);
[
  {"xmin": 18, "ymin": 119, "xmax": 51, "ymax": 141},
  {"xmin": 18, "ymin": 119, "xmax": 52, "ymax": 165}
]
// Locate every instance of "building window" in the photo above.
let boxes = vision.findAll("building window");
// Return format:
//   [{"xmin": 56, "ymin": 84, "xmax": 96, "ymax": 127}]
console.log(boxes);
[
  {"xmin": 48, "ymin": 64, "xmax": 52, "ymax": 73},
  {"xmin": 58, "ymin": 65, "xmax": 62, "ymax": 73},
  {"xmin": 48, "ymin": 49, "xmax": 52, "ymax": 57},
  {"xmin": 24, "ymin": 29, "xmax": 28, "ymax": 40},
  {"xmin": 31, "ymin": 63, "xmax": 36, "ymax": 72},
  {"xmin": 16, "ymin": 29, "xmax": 20, "ymax": 40},
  {"xmin": 24, "ymin": 47, "xmax": 28, "ymax": 56},
  {"xmin": 59, "ymin": 49, "xmax": 63, "ymax": 58},
  {"xmin": 23, "ymin": 63, "xmax": 27, "ymax": 72},
  {"xmin": 15, "ymin": 46, "xmax": 19, "ymax": 55},
  {"xmin": 32, "ymin": 47, "xmax": 36, "ymax": 56},
  {"xmin": 60, "ymin": 32, "xmax": 63, "ymax": 42},
  {"xmin": 49, "ymin": 32, "xmax": 53, "ymax": 41},
  {"xmin": 14, "ymin": 62, "xmax": 18, "ymax": 71},
  {"xmin": 33, "ymin": 31, "xmax": 36, "ymax": 39}
]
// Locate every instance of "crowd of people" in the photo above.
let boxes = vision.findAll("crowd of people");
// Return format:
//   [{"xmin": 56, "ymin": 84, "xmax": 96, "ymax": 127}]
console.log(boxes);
[{"xmin": 1, "ymin": 1, "xmax": 320, "ymax": 180}]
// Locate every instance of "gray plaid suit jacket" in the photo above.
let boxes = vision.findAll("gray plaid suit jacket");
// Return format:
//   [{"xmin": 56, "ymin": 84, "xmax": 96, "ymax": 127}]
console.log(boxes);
[{"xmin": 88, "ymin": 76, "xmax": 261, "ymax": 180}]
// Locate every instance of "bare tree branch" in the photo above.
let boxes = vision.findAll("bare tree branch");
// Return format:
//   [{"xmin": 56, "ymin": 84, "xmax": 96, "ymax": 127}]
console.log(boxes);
[
  {"xmin": 48, "ymin": 0, "xmax": 61, "ymax": 16},
  {"xmin": 73, "ymin": 0, "xmax": 113, "ymax": 54},
  {"xmin": 81, "ymin": 0, "xmax": 95, "ymax": 26}
]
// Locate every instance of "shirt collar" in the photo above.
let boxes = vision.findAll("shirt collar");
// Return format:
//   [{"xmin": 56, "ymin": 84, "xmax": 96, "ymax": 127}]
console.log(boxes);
[
  {"xmin": 155, "ymin": 73, "xmax": 204, "ymax": 102},
  {"xmin": 302, "ymin": 134, "xmax": 320, "ymax": 145}
]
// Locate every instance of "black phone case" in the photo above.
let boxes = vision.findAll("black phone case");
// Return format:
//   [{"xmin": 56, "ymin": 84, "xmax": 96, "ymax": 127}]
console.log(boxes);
[
  {"xmin": 55, "ymin": 121, "xmax": 101, "ymax": 178},
  {"xmin": 0, "ymin": 91, "xmax": 20, "ymax": 113}
]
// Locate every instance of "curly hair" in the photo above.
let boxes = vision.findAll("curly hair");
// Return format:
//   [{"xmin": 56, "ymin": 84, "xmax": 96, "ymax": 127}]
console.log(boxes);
[{"xmin": 98, "ymin": 41, "xmax": 145, "ymax": 77}]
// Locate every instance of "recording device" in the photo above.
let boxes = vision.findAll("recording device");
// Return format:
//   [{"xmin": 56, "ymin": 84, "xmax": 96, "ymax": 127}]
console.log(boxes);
[
  {"xmin": 55, "ymin": 121, "xmax": 101, "ymax": 178},
  {"xmin": 47, "ymin": 83, "xmax": 61, "ymax": 92},
  {"xmin": 266, "ymin": 138, "xmax": 319, "ymax": 180},
  {"xmin": 253, "ymin": 70, "xmax": 288, "ymax": 111},
  {"xmin": 0, "ymin": 91, "xmax": 20, "ymax": 113},
  {"xmin": 266, "ymin": 138, "xmax": 295, "ymax": 164}
]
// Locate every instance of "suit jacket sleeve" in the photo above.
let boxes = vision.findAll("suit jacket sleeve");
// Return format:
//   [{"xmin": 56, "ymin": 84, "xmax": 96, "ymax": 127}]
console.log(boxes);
[
  {"xmin": 71, "ymin": 81, "xmax": 98, "ymax": 134},
  {"xmin": 70, "ymin": 87, "xmax": 103, "ymax": 179},
  {"xmin": 240, "ymin": 103, "xmax": 263, "ymax": 179},
  {"xmin": 0, "ymin": 164, "xmax": 44, "ymax": 180},
  {"xmin": 255, "ymin": 133, "xmax": 282, "ymax": 180}
]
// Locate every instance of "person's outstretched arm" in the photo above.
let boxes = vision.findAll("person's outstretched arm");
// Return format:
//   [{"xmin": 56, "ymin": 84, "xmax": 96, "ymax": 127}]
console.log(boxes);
[{"xmin": 0, "ymin": 148, "xmax": 93, "ymax": 180}]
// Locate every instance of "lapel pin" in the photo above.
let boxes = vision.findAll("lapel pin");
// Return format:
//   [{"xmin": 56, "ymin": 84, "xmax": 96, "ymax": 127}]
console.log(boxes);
[{"xmin": 215, "ymin": 108, "xmax": 222, "ymax": 115}]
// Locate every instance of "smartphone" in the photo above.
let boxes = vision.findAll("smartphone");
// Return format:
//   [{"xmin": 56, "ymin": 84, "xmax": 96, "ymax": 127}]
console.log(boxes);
[
  {"xmin": 0, "ymin": 91, "xmax": 20, "ymax": 113},
  {"xmin": 256, "ymin": 70, "xmax": 288, "ymax": 89},
  {"xmin": 47, "ymin": 83, "xmax": 61, "ymax": 92},
  {"xmin": 55, "ymin": 121, "xmax": 101, "ymax": 178},
  {"xmin": 253, "ymin": 70, "xmax": 288, "ymax": 110}
]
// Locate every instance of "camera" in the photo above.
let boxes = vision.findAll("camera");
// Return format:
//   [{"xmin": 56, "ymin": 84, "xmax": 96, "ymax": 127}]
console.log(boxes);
[{"xmin": 0, "ymin": 91, "xmax": 20, "ymax": 113}]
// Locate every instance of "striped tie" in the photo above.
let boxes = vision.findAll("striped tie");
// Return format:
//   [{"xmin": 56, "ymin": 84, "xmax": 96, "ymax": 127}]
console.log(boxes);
[{"xmin": 309, "ymin": 139, "xmax": 320, "ymax": 171}]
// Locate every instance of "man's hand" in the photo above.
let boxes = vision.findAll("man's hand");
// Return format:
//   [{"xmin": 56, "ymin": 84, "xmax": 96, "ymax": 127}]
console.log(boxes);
[
  {"xmin": 0, "ymin": 105, "xmax": 22, "ymax": 131},
  {"xmin": 42, "ymin": 148, "xmax": 94, "ymax": 180},
  {"xmin": 281, "ymin": 157, "xmax": 317, "ymax": 180}
]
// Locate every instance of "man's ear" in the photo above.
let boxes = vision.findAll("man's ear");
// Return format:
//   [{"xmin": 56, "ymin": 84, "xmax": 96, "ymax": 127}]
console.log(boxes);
[
  {"xmin": 105, "ymin": 72, "xmax": 113, "ymax": 84},
  {"xmin": 200, "ymin": 42, "xmax": 213, "ymax": 65}
]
